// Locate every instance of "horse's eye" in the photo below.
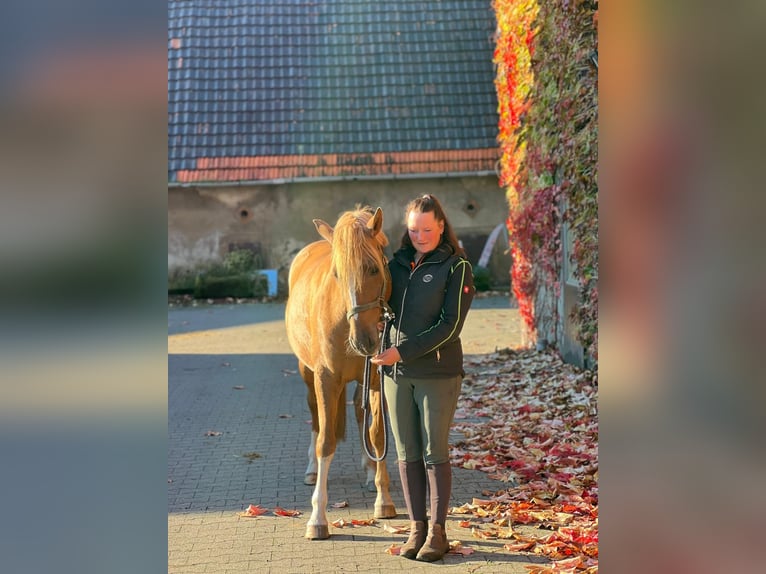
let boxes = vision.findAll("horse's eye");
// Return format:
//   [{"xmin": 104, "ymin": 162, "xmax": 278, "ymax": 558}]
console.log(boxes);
[{"xmin": 368, "ymin": 267, "xmax": 379, "ymax": 276}]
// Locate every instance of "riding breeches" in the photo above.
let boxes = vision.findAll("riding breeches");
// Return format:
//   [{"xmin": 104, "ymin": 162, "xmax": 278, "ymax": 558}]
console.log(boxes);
[{"xmin": 383, "ymin": 373, "xmax": 462, "ymax": 465}]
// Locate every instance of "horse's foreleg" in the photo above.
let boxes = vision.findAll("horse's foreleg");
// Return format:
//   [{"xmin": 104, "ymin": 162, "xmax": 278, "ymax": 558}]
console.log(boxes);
[
  {"xmin": 368, "ymin": 373, "xmax": 397, "ymax": 519},
  {"xmin": 305, "ymin": 431, "xmax": 318, "ymax": 485},
  {"xmin": 306, "ymin": 450, "xmax": 334, "ymax": 540},
  {"xmin": 305, "ymin": 373, "xmax": 341, "ymax": 540},
  {"xmin": 353, "ymin": 382, "xmax": 377, "ymax": 491},
  {"xmin": 300, "ymin": 362, "xmax": 319, "ymax": 485}
]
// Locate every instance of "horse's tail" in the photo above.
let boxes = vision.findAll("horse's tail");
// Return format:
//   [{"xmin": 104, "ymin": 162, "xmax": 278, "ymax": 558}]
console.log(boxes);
[{"xmin": 335, "ymin": 384, "xmax": 347, "ymax": 443}]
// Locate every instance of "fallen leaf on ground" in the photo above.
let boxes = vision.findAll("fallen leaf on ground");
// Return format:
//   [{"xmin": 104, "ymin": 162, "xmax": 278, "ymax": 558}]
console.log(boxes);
[
  {"xmin": 332, "ymin": 517, "xmax": 376, "ymax": 528},
  {"xmin": 273, "ymin": 507, "xmax": 301, "ymax": 517},
  {"xmin": 385, "ymin": 544, "xmax": 402, "ymax": 555},
  {"xmin": 241, "ymin": 452, "xmax": 261, "ymax": 462},
  {"xmin": 232, "ymin": 385, "xmax": 245, "ymax": 390},
  {"xmin": 239, "ymin": 504, "xmax": 268, "ymax": 517},
  {"xmin": 383, "ymin": 523, "xmax": 410, "ymax": 534},
  {"xmin": 332, "ymin": 500, "xmax": 349, "ymax": 508},
  {"xmin": 504, "ymin": 540, "xmax": 536, "ymax": 552},
  {"xmin": 278, "ymin": 414, "xmax": 294, "ymax": 418},
  {"xmin": 204, "ymin": 430, "xmax": 222, "ymax": 436},
  {"xmin": 448, "ymin": 541, "xmax": 475, "ymax": 556},
  {"xmin": 472, "ymin": 526, "xmax": 497, "ymax": 540}
]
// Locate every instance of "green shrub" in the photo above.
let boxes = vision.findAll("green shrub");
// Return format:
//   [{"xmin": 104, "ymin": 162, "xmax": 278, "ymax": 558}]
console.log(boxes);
[
  {"xmin": 193, "ymin": 273, "xmax": 269, "ymax": 299},
  {"xmin": 222, "ymin": 249, "xmax": 263, "ymax": 274},
  {"xmin": 168, "ymin": 269, "xmax": 198, "ymax": 295},
  {"xmin": 473, "ymin": 265, "xmax": 491, "ymax": 291}
]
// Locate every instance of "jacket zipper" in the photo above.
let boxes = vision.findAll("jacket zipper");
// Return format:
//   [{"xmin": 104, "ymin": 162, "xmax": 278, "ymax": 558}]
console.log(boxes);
[
  {"xmin": 394, "ymin": 265, "xmax": 416, "ymax": 347},
  {"xmin": 395, "ymin": 259, "xmax": 442, "ymax": 358}
]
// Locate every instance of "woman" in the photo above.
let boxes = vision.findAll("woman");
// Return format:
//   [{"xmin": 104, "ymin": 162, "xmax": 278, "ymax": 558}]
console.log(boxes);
[{"xmin": 371, "ymin": 194, "xmax": 474, "ymax": 561}]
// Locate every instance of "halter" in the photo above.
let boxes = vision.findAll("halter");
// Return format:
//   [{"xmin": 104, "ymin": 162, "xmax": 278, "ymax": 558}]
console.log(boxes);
[{"xmin": 345, "ymin": 264, "xmax": 394, "ymax": 321}]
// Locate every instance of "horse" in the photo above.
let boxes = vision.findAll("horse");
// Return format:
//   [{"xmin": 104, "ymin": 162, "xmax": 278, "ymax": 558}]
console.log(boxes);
[{"xmin": 285, "ymin": 206, "xmax": 397, "ymax": 540}]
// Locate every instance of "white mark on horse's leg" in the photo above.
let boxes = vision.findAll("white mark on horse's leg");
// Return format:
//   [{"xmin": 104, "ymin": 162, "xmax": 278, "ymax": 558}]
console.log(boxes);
[
  {"xmin": 304, "ymin": 431, "xmax": 318, "ymax": 485},
  {"xmin": 306, "ymin": 453, "xmax": 334, "ymax": 539}
]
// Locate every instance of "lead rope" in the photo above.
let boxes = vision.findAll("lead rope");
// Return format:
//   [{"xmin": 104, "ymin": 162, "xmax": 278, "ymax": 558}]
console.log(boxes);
[{"xmin": 362, "ymin": 305, "xmax": 395, "ymax": 462}]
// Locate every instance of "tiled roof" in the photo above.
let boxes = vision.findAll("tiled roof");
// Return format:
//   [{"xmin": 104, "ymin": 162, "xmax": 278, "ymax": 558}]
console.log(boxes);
[{"xmin": 168, "ymin": 1, "xmax": 499, "ymax": 183}]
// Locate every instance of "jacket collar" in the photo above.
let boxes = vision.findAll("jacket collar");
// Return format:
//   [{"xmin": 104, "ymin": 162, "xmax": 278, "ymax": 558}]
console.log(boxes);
[{"xmin": 393, "ymin": 243, "xmax": 454, "ymax": 268}]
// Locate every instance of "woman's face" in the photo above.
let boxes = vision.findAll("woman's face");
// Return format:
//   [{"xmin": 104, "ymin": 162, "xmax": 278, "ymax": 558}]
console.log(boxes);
[{"xmin": 407, "ymin": 210, "xmax": 444, "ymax": 259}]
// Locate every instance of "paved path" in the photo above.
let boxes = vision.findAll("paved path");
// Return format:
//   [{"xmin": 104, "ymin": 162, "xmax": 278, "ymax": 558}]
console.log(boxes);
[{"xmin": 168, "ymin": 296, "xmax": 543, "ymax": 573}]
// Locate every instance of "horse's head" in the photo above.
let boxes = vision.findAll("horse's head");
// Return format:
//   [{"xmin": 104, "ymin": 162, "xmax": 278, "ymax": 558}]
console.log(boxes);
[{"xmin": 314, "ymin": 206, "xmax": 391, "ymax": 356}]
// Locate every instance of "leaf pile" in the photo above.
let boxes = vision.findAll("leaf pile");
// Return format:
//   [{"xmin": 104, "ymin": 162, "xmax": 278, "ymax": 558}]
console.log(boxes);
[{"xmin": 451, "ymin": 348, "xmax": 598, "ymax": 572}]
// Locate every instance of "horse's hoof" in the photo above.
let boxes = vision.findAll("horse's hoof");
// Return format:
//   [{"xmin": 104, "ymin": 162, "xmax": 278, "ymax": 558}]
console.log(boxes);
[
  {"xmin": 304, "ymin": 473, "xmax": 317, "ymax": 486},
  {"xmin": 305, "ymin": 525, "xmax": 330, "ymax": 540},
  {"xmin": 374, "ymin": 504, "xmax": 397, "ymax": 519},
  {"xmin": 365, "ymin": 480, "xmax": 376, "ymax": 493}
]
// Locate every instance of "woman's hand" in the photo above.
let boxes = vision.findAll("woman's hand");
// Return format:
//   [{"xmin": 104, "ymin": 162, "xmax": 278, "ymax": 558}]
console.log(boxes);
[{"xmin": 370, "ymin": 347, "xmax": 401, "ymax": 366}]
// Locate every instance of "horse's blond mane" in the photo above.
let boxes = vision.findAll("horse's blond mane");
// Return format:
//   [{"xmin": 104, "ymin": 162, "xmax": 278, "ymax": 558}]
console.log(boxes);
[{"xmin": 331, "ymin": 206, "xmax": 389, "ymax": 292}]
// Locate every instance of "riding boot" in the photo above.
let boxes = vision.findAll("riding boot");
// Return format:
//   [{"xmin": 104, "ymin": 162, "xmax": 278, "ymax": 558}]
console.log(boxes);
[
  {"xmin": 397, "ymin": 460, "xmax": 428, "ymax": 559},
  {"xmin": 416, "ymin": 462, "xmax": 452, "ymax": 562},
  {"xmin": 400, "ymin": 520, "xmax": 428, "ymax": 560}
]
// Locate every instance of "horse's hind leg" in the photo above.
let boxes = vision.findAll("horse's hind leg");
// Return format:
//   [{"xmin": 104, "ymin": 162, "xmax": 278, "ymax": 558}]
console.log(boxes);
[
  {"xmin": 353, "ymin": 382, "xmax": 377, "ymax": 492},
  {"xmin": 368, "ymin": 370, "xmax": 397, "ymax": 519},
  {"xmin": 300, "ymin": 361, "xmax": 319, "ymax": 486}
]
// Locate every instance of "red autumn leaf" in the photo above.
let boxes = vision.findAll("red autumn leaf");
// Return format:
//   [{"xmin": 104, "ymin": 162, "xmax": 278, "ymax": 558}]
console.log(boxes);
[
  {"xmin": 504, "ymin": 540, "xmax": 535, "ymax": 552},
  {"xmin": 385, "ymin": 544, "xmax": 401, "ymax": 556},
  {"xmin": 448, "ymin": 542, "xmax": 475, "ymax": 556},
  {"xmin": 273, "ymin": 507, "xmax": 301, "ymax": 517},
  {"xmin": 458, "ymin": 520, "xmax": 472, "ymax": 528},
  {"xmin": 550, "ymin": 556, "xmax": 584, "ymax": 570},
  {"xmin": 239, "ymin": 504, "xmax": 268, "ymax": 517}
]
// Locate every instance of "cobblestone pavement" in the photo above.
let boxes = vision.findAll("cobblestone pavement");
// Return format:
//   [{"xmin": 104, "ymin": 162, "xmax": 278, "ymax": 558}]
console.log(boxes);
[{"xmin": 169, "ymin": 297, "xmax": 545, "ymax": 573}]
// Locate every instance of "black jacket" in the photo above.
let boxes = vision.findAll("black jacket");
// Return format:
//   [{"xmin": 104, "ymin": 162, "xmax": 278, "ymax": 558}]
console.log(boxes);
[{"xmin": 385, "ymin": 243, "xmax": 475, "ymax": 378}]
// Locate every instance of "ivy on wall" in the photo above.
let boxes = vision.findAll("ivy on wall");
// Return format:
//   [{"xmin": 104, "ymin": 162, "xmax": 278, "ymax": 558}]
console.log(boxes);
[{"xmin": 494, "ymin": 0, "xmax": 598, "ymax": 360}]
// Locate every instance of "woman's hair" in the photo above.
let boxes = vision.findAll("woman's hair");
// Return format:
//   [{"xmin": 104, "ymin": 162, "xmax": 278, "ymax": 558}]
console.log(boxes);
[{"xmin": 400, "ymin": 194, "xmax": 465, "ymax": 256}]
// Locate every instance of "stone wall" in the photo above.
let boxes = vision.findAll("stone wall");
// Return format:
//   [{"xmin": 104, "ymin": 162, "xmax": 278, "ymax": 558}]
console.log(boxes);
[{"xmin": 168, "ymin": 175, "xmax": 511, "ymax": 294}]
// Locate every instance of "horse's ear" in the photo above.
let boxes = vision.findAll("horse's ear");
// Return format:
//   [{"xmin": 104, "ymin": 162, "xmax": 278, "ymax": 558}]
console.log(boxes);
[
  {"xmin": 313, "ymin": 219, "xmax": 334, "ymax": 243},
  {"xmin": 367, "ymin": 207, "xmax": 383, "ymax": 236}
]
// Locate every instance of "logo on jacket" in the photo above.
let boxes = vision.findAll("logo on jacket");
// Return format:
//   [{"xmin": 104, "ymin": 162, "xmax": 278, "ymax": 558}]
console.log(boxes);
[{"xmin": 422, "ymin": 274, "xmax": 433, "ymax": 283}]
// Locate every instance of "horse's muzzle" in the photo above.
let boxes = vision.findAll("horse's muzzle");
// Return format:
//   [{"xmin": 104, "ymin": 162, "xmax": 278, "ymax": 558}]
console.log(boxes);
[{"xmin": 348, "ymin": 333, "xmax": 379, "ymax": 357}]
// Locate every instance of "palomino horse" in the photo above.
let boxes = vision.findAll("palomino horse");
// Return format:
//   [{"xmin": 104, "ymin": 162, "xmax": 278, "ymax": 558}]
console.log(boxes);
[{"xmin": 285, "ymin": 206, "xmax": 397, "ymax": 540}]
